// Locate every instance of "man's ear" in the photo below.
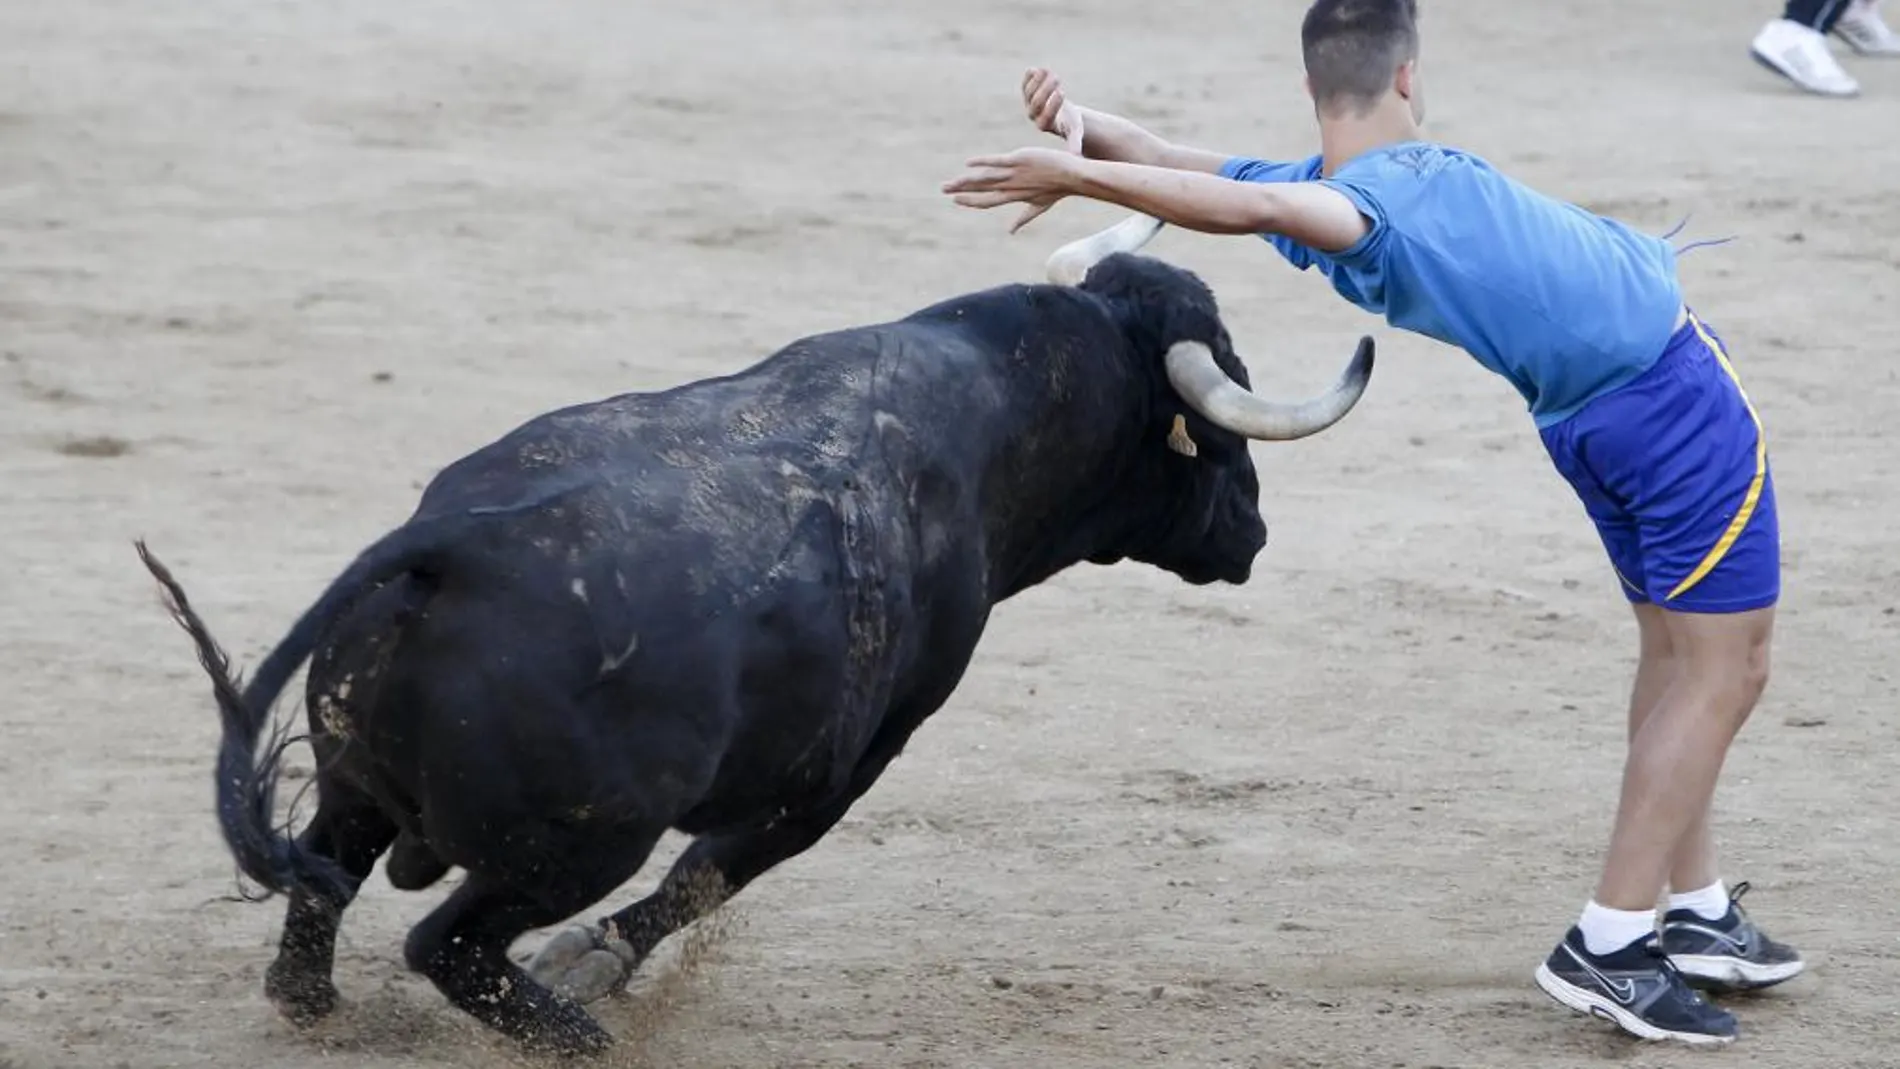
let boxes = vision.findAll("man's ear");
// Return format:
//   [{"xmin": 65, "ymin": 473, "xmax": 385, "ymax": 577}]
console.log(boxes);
[{"xmin": 1395, "ymin": 59, "xmax": 1415, "ymax": 100}]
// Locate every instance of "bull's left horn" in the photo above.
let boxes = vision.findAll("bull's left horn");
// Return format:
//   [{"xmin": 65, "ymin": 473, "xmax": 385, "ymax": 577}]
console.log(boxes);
[
  {"xmin": 1165, "ymin": 336, "xmax": 1375, "ymax": 441},
  {"xmin": 1045, "ymin": 213, "xmax": 1166, "ymax": 285}
]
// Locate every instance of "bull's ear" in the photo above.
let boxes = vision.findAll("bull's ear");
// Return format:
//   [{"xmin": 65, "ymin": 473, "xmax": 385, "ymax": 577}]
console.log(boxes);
[{"xmin": 1166, "ymin": 413, "xmax": 1199, "ymax": 458}]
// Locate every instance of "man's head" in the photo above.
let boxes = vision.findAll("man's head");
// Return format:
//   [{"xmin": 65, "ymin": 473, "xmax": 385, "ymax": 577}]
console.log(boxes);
[{"xmin": 1300, "ymin": 0, "xmax": 1423, "ymax": 122}]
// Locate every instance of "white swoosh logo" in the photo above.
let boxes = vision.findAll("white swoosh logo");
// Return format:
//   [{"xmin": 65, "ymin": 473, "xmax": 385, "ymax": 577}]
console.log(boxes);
[{"xmin": 1567, "ymin": 945, "xmax": 1638, "ymax": 1004}]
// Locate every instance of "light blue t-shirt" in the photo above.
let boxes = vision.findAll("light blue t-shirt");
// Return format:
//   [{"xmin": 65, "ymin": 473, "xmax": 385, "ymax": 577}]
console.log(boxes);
[{"xmin": 1220, "ymin": 142, "xmax": 1685, "ymax": 428}]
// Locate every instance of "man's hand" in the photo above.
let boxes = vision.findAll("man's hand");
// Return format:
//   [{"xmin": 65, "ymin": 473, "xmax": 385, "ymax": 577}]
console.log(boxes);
[
  {"xmin": 1022, "ymin": 67, "xmax": 1085, "ymax": 155},
  {"xmin": 942, "ymin": 147, "xmax": 1088, "ymax": 233}
]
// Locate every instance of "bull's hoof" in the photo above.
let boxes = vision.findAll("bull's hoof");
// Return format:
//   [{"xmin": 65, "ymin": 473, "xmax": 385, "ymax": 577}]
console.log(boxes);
[
  {"xmin": 525, "ymin": 925, "xmax": 638, "ymax": 1005},
  {"xmin": 520, "ymin": 1003, "xmax": 614, "ymax": 1059},
  {"xmin": 264, "ymin": 962, "xmax": 339, "ymax": 1026}
]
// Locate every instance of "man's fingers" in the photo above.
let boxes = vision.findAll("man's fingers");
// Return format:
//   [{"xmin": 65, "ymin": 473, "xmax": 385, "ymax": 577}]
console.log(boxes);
[
  {"xmin": 1036, "ymin": 82, "xmax": 1065, "ymax": 123},
  {"xmin": 1028, "ymin": 79, "xmax": 1060, "ymax": 124},
  {"xmin": 1010, "ymin": 201, "xmax": 1055, "ymax": 233},
  {"xmin": 1023, "ymin": 67, "xmax": 1052, "ymax": 104},
  {"xmin": 951, "ymin": 191, "xmax": 1026, "ymax": 210},
  {"xmin": 1032, "ymin": 91, "xmax": 1058, "ymax": 130},
  {"xmin": 1036, "ymin": 90, "xmax": 1066, "ymax": 132},
  {"xmin": 941, "ymin": 167, "xmax": 1015, "ymax": 194},
  {"xmin": 944, "ymin": 174, "xmax": 1013, "ymax": 196},
  {"xmin": 960, "ymin": 153, "xmax": 1023, "ymax": 170}
]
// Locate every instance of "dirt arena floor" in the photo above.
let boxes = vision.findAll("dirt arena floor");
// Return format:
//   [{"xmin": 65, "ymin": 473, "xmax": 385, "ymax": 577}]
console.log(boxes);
[{"xmin": 4, "ymin": 1, "xmax": 1898, "ymax": 1066}]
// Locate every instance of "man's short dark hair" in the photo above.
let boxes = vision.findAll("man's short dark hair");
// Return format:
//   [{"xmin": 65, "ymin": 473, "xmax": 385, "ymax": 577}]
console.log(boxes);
[{"xmin": 1301, "ymin": 0, "xmax": 1420, "ymax": 114}]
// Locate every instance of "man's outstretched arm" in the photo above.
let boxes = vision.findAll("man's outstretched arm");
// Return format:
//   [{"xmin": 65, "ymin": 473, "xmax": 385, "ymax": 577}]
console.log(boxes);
[{"xmin": 943, "ymin": 147, "xmax": 1372, "ymax": 253}]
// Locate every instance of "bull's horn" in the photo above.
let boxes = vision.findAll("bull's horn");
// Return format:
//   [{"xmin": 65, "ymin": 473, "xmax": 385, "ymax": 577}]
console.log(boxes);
[
  {"xmin": 1045, "ymin": 213, "xmax": 1166, "ymax": 285},
  {"xmin": 1165, "ymin": 336, "xmax": 1375, "ymax": 441}
]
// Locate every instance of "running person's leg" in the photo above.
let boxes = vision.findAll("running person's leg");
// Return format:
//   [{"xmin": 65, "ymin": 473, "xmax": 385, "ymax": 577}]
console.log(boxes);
[
  {"xmin": 1784, "ymin": 0, "xmax": 1854, "ymax": 31},
  {"xmin": 1754, "ymin": 0, "xmax": 1864, "ymax": 95}
]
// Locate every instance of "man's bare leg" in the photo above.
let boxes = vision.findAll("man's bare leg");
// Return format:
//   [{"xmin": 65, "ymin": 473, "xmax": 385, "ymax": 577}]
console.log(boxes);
[
  {"xmin": 1637, "ymin": 607, "xmax": 1803, "ymax": 994},
  {"xmin": 1623, "ymin": 603, "xmax": 1721, "ymax": 897},
  {"xmin": 1592, "ymin": 606, "xmax": 1772, "ymax": 911},
  {"xmin": 1533, "ymin": 604, "xmax": 1785, "ymax": 1044}
]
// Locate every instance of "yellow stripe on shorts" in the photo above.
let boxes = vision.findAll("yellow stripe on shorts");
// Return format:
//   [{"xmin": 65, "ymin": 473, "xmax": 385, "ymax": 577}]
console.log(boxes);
[{"xmin": 1665, "ymin": 315, "xmax": 1768, "ymax": 603}]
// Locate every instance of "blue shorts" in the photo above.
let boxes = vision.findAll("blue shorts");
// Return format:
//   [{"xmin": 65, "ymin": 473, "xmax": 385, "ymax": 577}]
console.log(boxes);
[{"xmin": 1539, "ymin": 311, "xmax": 1779, "ymax": 614}]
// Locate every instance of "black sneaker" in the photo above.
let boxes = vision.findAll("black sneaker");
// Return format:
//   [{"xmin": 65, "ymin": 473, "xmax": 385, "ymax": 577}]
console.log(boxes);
[
  {"xmin": 1660, "ymin": 881, "xmax": 1805, "ymax": 993},
  {"xmin": 1534, "ymin": 927, "xmax": 1739, "ymax": 1045}
]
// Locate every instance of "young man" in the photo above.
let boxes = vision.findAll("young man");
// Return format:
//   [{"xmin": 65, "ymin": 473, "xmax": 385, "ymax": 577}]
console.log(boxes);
[
  {"xmin": 1752, "ymin": 0, "xmax": 1900, "ymax": 98},
  {"xmin": 942, "ymin": 0, "xmax": 1801, "ymax": 1048}
]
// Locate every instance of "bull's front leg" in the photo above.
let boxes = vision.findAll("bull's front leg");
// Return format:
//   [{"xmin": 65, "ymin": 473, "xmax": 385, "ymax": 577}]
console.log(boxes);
[
  {"xmin": 525, "ymin": 723, "xmax": 922, "ymax": 1005},
  {"xmin": 525, "ymin": 793, "xmax": 862, "ymax": 1003},
  {"xmin": 530, "ymin": 635, "xmax": 981, "ymax": 1004}
]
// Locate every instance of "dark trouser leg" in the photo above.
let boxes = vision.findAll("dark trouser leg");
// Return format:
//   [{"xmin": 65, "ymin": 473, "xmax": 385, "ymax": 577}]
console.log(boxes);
[{"xmin": 1784, "ymin": 0, "xmax": 1853, "ymax": 32}]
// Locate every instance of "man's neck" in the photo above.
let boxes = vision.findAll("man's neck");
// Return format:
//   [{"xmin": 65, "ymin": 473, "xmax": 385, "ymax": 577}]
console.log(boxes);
[{"xmin": 1317, "ymin": 102, "xmax": 1423, "ymax": 177}]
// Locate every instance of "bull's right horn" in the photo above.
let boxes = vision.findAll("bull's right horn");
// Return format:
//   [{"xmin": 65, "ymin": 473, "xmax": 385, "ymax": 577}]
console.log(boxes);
[
  {"xmin": 1165, "ymin": 336, "xmax": 1375, "ymax": 441},
  {"xmin": 1044, "ymin": 213, "xmax": 1166, "ymax": 285}
]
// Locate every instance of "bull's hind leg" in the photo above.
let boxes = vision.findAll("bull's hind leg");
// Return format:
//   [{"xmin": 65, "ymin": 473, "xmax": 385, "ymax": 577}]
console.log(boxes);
[
  {"xmin": 264, "ymin": 781, "xmax": 399, "ymax": 1024},
  {"xmin": 402, "ymin": 832, "xmax": 663, "ymax": 1056}
]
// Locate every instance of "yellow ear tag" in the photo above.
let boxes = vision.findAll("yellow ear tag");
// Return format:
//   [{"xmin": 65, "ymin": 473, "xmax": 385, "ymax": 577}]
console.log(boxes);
[{"xmin": 1166, "ymin": 413, "xmax": 1199, "ymax": 457}]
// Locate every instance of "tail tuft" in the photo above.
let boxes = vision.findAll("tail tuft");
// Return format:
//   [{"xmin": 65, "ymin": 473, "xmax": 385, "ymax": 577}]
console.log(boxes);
[{"xmin": 136, "ymin": 540, "xmax": 352, "ymax": 905}]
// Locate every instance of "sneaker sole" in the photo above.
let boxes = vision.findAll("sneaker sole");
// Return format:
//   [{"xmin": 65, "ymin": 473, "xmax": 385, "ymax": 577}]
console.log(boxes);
[
  {"xmin": 1668, "ymin": 953, "xmax": 1806, "ymax": 993},
  {"xmin": 1749, "ymin": 46, "xmax": 1861, "ymax": 96},
  {"xmin": 1533, "ymin": 964, "xmax": 1737, "ymax": 1046}
]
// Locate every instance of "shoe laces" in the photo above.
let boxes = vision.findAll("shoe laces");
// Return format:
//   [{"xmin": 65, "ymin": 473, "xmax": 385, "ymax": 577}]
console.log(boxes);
[{"xmin": 1643, "ymin": 940, "xmax": 1715, "ymax": 1007}]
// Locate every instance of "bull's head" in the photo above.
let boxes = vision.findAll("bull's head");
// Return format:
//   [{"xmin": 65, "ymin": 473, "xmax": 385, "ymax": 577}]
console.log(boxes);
[{"xmin": 1047, "ymin": 213, "xmax": 1375, "ymax": 585}]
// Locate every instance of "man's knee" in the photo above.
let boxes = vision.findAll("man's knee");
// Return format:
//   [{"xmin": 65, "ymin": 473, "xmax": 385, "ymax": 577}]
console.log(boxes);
[
  {"xmin": 1666, "ymin": 606, "xmax": 1775, "ymax": 709},
  {"xmin": 1738, "ymin": 635, "xmax": 1772, "ymax": 703},
  {"xmin": 1731, "ymin": 609, "xmax": 1774, "ymax": 701}
]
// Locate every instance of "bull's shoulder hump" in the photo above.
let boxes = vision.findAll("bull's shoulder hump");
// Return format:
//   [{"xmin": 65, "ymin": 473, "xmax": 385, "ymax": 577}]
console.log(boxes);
[{"xmin": 896, "ymin": 282, "xmax": 1116, "ymax": 347}]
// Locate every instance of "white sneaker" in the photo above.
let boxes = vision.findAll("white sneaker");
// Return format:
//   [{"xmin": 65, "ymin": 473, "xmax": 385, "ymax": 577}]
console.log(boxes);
[
  {"xmin": 1751, "ymin": 18, "xmax": 1861, "ymax": 96},
  {"xmin": 1835, "ymin": 0, "xmax": 1900, "ymax": 56}
]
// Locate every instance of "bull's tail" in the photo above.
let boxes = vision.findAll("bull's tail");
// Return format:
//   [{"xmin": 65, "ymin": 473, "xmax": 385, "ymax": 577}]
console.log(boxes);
[{"xmin": 136, "ymin": 516, "xmax": 472, "ymax": 904}]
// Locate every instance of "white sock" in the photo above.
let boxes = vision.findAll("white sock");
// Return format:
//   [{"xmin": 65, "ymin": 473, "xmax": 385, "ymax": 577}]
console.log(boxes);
[
  {"xmin": 1577, "ymin": 900, "xmax": 1658, "ymax": 956},
  {"xmin": 1668, "ymin": 880, "xmax": 1731, "ymax": 922}
]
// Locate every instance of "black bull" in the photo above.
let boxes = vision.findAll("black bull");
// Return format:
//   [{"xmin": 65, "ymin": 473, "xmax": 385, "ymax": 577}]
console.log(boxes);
[{"xmin": 140, "ymin": 215, "xmax": 1373, "ymax": 1056}]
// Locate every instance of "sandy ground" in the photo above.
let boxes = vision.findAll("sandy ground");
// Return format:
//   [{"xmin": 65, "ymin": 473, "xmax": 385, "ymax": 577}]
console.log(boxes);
[{"xmin": 4, "ymin": 1, "xmax": 1899, "ymax": 1066}]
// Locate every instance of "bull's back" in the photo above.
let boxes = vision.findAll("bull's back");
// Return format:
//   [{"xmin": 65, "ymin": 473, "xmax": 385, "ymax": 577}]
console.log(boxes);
[{"xmin": 407, "ymin": 293, "xmax": 1067, "ymax": 521}]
